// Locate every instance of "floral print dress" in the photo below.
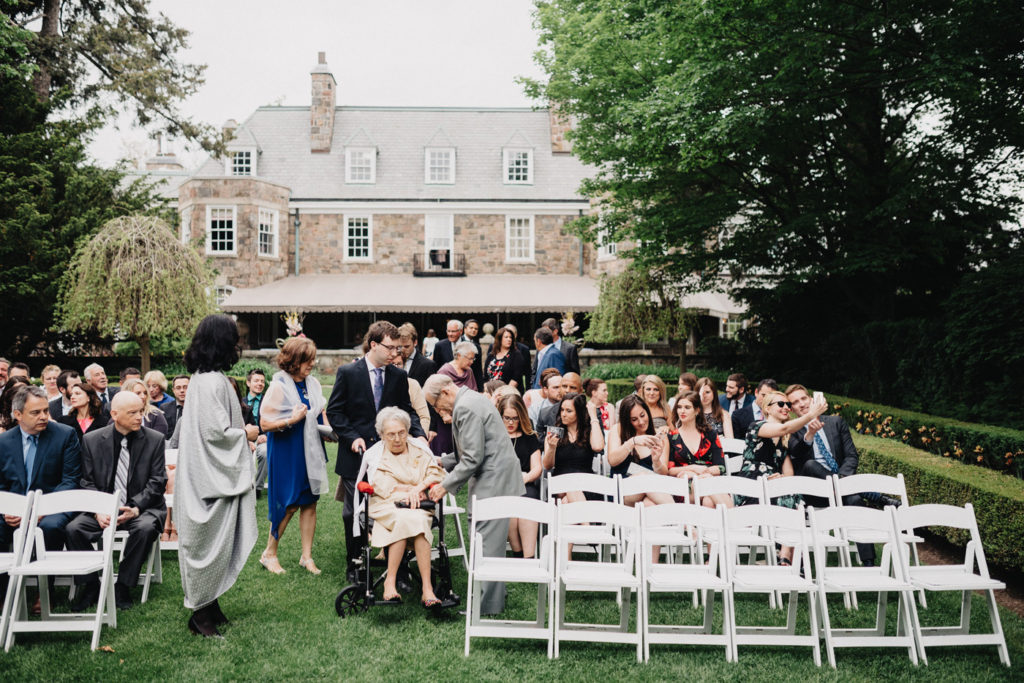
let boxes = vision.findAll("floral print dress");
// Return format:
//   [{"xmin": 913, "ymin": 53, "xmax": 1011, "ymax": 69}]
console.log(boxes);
[{"xmin": 735, "ymin": 419, "xmax": 801, "ymax": 508}]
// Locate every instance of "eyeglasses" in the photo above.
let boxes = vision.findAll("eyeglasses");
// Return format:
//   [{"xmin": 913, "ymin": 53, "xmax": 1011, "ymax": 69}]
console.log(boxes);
[
  {"xmin": 502, "ymin": 415, "xmax": 519, "ymax": 423},
  {"xmin": 770, "ymin": 400, "xmax": 793, "ymax": 408},
  {"xmin": 377, "ymin": 343, "xmax": 400, "ymax": 354}
]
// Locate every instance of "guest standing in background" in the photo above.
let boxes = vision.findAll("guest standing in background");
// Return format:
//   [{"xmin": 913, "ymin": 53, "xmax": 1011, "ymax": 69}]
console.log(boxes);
[
  {"xmin": 176, "ymin": 314, "xmax": 257, "ymax": 639},
  {"xmin": 421, "ymin": 328, "xmax": 439, "ymax": 360}
]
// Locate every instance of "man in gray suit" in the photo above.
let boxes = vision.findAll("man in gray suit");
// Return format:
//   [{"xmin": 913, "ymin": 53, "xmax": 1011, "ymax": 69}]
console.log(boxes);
[{"xmin": 425, "ymin": 374, "xmax": 525, "ymax": 615}]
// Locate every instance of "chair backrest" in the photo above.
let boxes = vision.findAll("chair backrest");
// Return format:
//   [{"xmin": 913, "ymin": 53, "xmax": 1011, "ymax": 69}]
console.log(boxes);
[
  {"xmin": 27, "ymin": 489, "xmax": 119, "ymax": 563},
  {"xmin": 557, "ymin": 500, "xmax": 639, "ymax": 564},
  {"xmin": 693, "ymin": 474, "xmax": 763, "ymax": 504},
  {"xmin": 808, "ymin": 504, "xmax": 905, "ymax": 579},
  {"xmin": 472, "ymin": 495, "xmax": 556, "ymax": 527},
  {"xmin": 726, "ymin": 455, "xmax": 744, "ymax": 475},
  {"xmin": 547, "ymin": 472, "xmax": 619, "ymax": 501},
  {"xmin": 833, "ymin": 472, "xmax": 909, "ymax": 505},
  {"xmin": 763, "ymin": 475, "xmax": 836, "ymax": 507},
  {"xmin": 0, "ymin": 490, "xmax": 32, "ymax": 519},
  {"xmin": 897, "ymin": 503, "xmax": 989, "ymax": 577},
  {"xmin": 164, "ymin": 448, "xmax": 178, "ymax": 467},
  {"xmin": 724, "ymin": 504, "xmax": 809, "ymax": 577},
  {"xmin": 720, "ymin": 437, "xmax": 745, "ymax": 455},
  {"xmin": 618, "ymin": 473, "xmax": 690, "ymax": 503},
  {"xmin": 641, "ymin": 502, "xmax": 725, "ymax": 570}
]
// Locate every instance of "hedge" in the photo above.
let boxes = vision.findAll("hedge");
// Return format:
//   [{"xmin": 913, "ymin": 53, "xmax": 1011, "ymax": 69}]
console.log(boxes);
[
  {"xmin": 855, "ymin": 434, "xmax": 1024, "ymax": 572},
  {"xmin": 828, "ymin": 392, "xmax": 1024, "ymax": 479}
]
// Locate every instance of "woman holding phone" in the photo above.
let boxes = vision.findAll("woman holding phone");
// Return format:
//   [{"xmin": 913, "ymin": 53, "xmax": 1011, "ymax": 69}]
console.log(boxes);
[{"xmin": 541, "ymin": 393, "xmax": 604, "ymax": 502}]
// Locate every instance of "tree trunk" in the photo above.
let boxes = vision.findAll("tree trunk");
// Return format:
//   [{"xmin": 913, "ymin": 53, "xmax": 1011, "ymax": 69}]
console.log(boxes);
[
  {"xmin": 32, "ymin": 0, "xmax": 60, "ymax": 102},
  {"xmin": 139, "ymin": 335, "xmax": 151, "ymax": 374}
]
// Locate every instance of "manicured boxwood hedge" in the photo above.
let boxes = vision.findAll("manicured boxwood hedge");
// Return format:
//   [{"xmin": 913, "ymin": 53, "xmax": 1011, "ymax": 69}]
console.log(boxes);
[
  {"xmin": 855, "ymin": 433, "xmax": 1024, "ymax": 572},
  {"xmin": 829, "ymin": 392, "xmax": 1024, "ymax": 479}
]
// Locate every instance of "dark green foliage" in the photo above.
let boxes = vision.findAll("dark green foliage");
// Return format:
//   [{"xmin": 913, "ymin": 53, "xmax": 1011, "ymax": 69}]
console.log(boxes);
[
  {"xmin": 828, "ymin": 393, "xmax": 1024, "ymax": 479},
  {"xmin": 583, "ymin": 362, "xmax": 684, "ymax": 382},
  {"xmin": 857, "ymin": 434, "xmax": 1024, "ymax": 572}
]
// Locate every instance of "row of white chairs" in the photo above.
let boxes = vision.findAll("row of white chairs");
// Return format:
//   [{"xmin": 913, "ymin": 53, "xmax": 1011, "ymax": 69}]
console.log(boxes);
[
  {"xmin": 465, "ymin": 494, "xmax": 1010, "ymax": 668},
  {"xmin": 0, "ymin": 489, "xmax": 160, "ymax": 651}
]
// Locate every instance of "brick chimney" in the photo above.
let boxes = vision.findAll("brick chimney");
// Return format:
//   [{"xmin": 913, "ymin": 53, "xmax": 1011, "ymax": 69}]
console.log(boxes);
[
  {"xmin": 549, "ymin": 103, "xmax": 573, "ymax": 154},
  {"xmin": 310, "ymin": 52, "xmax": 336, "ymax": 154}
]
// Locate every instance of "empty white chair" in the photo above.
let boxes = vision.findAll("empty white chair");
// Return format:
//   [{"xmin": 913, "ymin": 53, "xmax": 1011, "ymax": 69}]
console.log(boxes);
[
  {"xmin": 694, "ymin": 475, "xmax": 774, "ymax": 568},
  {"xmin": 720, "ymin": 437, "xmax": 745, "ymax": 456},
  {"xmin": 112, "ymin": 528, "xmax": 162, "ymax": 603},
  {"xmin": 547, "ymin": 473, "xmax": 621, "ymax": 560},
  {"xmin": 442, "ymin": 492, "xmax": 469, "ymax": 571},
  {"xmin": 554, "ymin": 501, "xmax": 643, "ymax": 661},
  {"xmin": 0, "ymin": 491, "xmax": 34, "ymax": 647},
  {"xmin": 620, "ymin": 474, "xmax": 697, "ymax": 569},
  {"xmin": 640, "ymin": 503, "xmax": 734, "ymax": 661},
  {"xmin": 726, "ymin": 455, "xmax": 744, "ymax": 475},
  {"xmin": 5, "ymin": 490, "xmax": 120, "ymax": 651},
  {"xmin": 465, "ymin": 495, "xmax": 557, "ymax": 657},
  {"xmin": 725, "ymin": 504, "xmax": 821, "ymax": 665},
  {"xmin": 808, "ymin": 505, "xmax": 923, "ymax": 668},
  {"xmin": 897, "ymin": 503, "xmax": 1010, "ymax": 666}
]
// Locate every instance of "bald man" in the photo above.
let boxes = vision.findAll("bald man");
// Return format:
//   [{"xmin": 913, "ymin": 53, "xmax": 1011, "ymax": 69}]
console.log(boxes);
[
  {"xmin": 66, "ymin": 391, "xmax": 167, "ymax": 611},
  {"xmin": 535, "ymin": 372, "xmax": 583, "ymax": 435}
]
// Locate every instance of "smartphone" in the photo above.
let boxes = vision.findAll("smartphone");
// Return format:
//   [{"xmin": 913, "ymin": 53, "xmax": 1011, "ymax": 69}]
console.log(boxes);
[
  {"xmin": 546, "ymin": 426, "xmax": 564, "ymax": 440},
  {"xmin": 813, "ymin": 391, "xmax": 824, "ymax": 403}
]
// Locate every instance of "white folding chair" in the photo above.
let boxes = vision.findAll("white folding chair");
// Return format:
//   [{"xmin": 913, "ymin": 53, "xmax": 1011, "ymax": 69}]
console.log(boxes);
[
  {"xmin": 808, "ymin": 505, "xmax": 923, "ymax": 668},
  {"xmin": 725, "ymin": 455, "xmax": 744, "ymax": 475},
  {"xmin": 720, "ymin": 437, "xmax": 745, "ymax": 456},
  {"xmin": 725, "ymin": 504, "xmax": 821, "ymax": 665},
  {"xmin": 554, "ymin": 501, "xmax": 643, "ymax": 661},
  {"xmin": 161, "ymin": 448, "xmax": 178, "ymax": 551},
  {"xmin": 547, "ymin": 473, "xmax": 621, "ymax": 561},
  {"xmin": 693, "ymin": 475, "xmax": 775, "ymax": 572},
  {"xmin": 833, "ymin": 473, "xmax": 926, "ymax": 606},
  {"xmin": 640, "ymin": 503, "xmax": 734, "ymax": 662},
  {"xmin": 5, "ymin": 490, "xmax": 120, "ymax": 652},
  {"xmin": 465, "ymin": 495, "xmax": 557, "ymax": 658},
  {"xmin": 442, "ymin": 492, "xmax": 469, "ymax": 571},
  {"xmin": 112, "ymin": 529, "xmax": 161, "ymax": 603},
  {"xmin": 897, "ymin": 503, "xmax": 1010, "ymax": 666},
  {"xmin": 0, "ymin": 491, "xmax": 34, "ymax": 648}
]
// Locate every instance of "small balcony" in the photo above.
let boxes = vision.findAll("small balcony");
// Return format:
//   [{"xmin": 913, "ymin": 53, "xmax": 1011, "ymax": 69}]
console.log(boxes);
[{"xmin": 412, "ymin": 250, "xmax": 467, "ymax": 277}]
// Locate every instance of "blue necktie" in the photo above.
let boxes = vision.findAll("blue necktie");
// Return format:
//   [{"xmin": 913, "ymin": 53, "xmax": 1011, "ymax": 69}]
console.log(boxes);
[
  {"xmin": 24, "ymin": 434, "xmax": 38, "ymax": 487},
  {"xmin": 372, "ymin": 367, "xmax": 384, "ymax": 410},
  {"xmin": 814, "ymin": 431, "xmax": 839, "ymax": 473}
]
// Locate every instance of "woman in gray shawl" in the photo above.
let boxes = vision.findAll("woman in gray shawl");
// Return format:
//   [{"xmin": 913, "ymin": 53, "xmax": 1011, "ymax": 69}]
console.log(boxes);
[{"xmin": 177, "ymin": 314, "xmax": 257, "ymax": 638}]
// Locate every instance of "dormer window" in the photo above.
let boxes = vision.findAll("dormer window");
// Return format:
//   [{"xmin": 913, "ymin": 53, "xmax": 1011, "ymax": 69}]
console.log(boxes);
[
  {"xmin": 425, "ymin": 147, "xmax": 455, "ymax": 184},
  {"xmin": 226, "ymin": 149, "xmax": 256, "ymax": 176},
  {"xmin": 345, "ymin": 147, "xmax": 376, "ymax": 183},
  {"xmin": 503, "ymin": 147, "xmax": 533, "ymax": 184}
]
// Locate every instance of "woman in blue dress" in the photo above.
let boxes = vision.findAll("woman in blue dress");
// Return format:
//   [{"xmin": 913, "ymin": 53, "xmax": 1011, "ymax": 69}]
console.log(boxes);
[{"xmin": 258, "ymin": 337, "xmax": 331, "ymax": 575}]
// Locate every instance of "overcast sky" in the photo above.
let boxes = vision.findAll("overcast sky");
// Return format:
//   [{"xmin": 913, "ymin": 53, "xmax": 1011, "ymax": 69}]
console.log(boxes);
[{"xmin": 90, "ymin": 0, "xmax": 547, "ymax": 168}]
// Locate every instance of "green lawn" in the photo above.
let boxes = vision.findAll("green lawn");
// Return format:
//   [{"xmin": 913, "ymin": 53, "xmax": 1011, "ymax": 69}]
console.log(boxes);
[{"xmin": 1, "ymin": 414, "xmax": 1020, "ymax": 679}]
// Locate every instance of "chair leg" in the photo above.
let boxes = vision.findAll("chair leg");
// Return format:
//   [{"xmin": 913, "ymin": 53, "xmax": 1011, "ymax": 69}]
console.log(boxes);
[
  {"xmin": 899, "ymin": 590, "xmax": 921, "ymax": 666},
  {"xmin": 4, "ymin": 574, "xmax": 26, "ymax": 652},
  {"xmin": 463, "ymin": 571, "xmax": 472, "ymax": 657},
  {"xmin": 807, "ymin": 589, "xmax": 822, "ymax": 667},
  {"xmin": 985, "ymin": 590, "xmax": 1011, "ymax": 667},
  {"xmin": 619, "ymin": 586, "xmax": 630, "ymax": 632},
  {"xmin": 873, "ymin": 590, "xmax": 888, "ymax": 637},
  {"xmin": 453, "ymin": 511, "xmax": 469, "ymax": 572},
  {"xmin": 820, "ymin": 590, "xmax": 837, "ymax": 669},
  {"xmin": 536, "ymin": 582, "xmax": 546, "ymax": 627},
  {"xmin": 908, "ymin": 542, "xmax": 927, "ymax": 609},
  {"xmin": 957, "ymin": 589, "xmax": 972, "ymax": 635},
  {"xmin": 785, "ymin": 590, "xmax": 798, "ymax": 635}
]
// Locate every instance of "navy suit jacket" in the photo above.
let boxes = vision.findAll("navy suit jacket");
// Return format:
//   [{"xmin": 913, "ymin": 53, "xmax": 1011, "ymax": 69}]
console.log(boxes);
[
  {"xmin": 720, "ymin": 393, "xmax": 754, "ymax": 414},
  {"xmin": 532, "ymin": 345, "xmax": 567, "ymax": 389},
  {"xmin": 433, "ymin": 339, "xmax": 456, "ymax": 367},
  {"xmin": 559, "ymin": 338, "xmax": 581, "ymax": 375},
  {"xmin": 788, "ymin": 416, "xmax": 860, "ymax": 478},
  {"xmin": 326, "ymin": 358, "xmax": 426, "ymax": 479},
  {"xmin": 0, "ymin": 421, "xmax": 81, "ymax": 494},
  {"xmin": 406, "ymin": 351, "xmax": 437, "ymax": 387}
]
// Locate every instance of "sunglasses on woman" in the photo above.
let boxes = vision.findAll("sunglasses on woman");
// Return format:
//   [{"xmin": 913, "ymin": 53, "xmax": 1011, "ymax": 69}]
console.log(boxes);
[{"xmin": 770, "ymin": 400, "xmax": 793, "ymax": 408}]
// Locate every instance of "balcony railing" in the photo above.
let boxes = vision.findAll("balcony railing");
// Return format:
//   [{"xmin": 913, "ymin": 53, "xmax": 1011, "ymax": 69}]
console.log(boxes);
[{"xmin": 412, "ymin": 251, "xmax": 466, "ymax": 277}]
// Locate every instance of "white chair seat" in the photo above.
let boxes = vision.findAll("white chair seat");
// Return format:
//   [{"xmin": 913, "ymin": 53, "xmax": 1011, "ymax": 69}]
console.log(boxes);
[
  {"xmin": 10, "ymin": 552, "xmax": 106, "ymax": 576},
  {"xmin": 646, "ymin": 565, "xmax": 729, "ymax": 591},
  {"xmin": 776, "ymin": 529, "xmax": 845, "ymax": 548},
  {"xmin": 731, "ymin": 566, "xmax": 815, "ymax": 591},
  {"xmin": 820, "ymin": 568, "xmax": 915, "ymax": 592},
  {"xmin": 644, "ymin": 527, "xmax": 696, "ymax": 547},
  {"xmin": 474, "ymin": 557, "xmax": 552, "ymax": 583},
  {"xmin": 562, "ymin": 561, "xmax": 640, "ymax": 589},
  {"xmin": 907, "ymin": 566, "xmax": 1005, "ymax": 591},
  {"xmin": 846, "ymin": 530, "xmax": 923, "ymax": 544},
  {"xmin": 560, "ymin": 527, "xmax": 618, "ymax": 546},
  {"xmin": 0, "ymin": 554, "xmax": 16, "ymax": 572}
]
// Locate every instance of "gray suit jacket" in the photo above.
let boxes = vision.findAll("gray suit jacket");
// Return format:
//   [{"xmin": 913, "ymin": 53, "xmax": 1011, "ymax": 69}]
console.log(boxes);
[{"xmin": 443, "ymin": 387, "xmax": 526, "ymax": 499}]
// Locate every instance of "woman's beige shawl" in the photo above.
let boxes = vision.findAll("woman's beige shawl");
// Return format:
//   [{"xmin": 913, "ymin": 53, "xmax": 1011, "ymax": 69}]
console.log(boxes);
[
  {"xmin": 259, "ymin": 370, "xmax": 329, "ymax": 495},
  {"xmin": 367, "ymin": 443, "xmax": 444, "ymax": 547}
]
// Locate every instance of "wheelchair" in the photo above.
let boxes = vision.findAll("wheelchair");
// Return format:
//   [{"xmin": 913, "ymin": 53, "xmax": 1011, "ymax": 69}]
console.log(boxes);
[{"xmin": 334, "ymin": 480, "xmax": 460, "ymax": 617}]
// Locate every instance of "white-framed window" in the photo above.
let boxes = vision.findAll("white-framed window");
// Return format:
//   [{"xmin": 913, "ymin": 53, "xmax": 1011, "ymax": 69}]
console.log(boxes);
[
  {"xmin": 424, "ymin": 147, "xmax": 455, "ymax": 184},
  {"xmin": 214, "ymin": 285, "xmax": 235, "ymax": 308},
  {"xmin": 424, "ymin": 214, "xmax": 455, "ymax": 270},
  {"xmin": 205, "ymin": 205, "xmax": 237, "ymax": 256},
  {"xmin": 345, "ymin": 147, "xmax": 376, "ymax": 183},
  {"xmin": 597, "ymin": 228, "xmax": 618, "ymax": 261},
  {"xmin": 231, "ymin": 151, "xmax": 252, "ymax": 176},
  {"xmin": 257, "ymin": 207, "xmax": 278, "ymax": 258},
  {"xmin": 344, "ymin": 214, "xmax": 373, "ymax": 262},
  {"xmin": 503, "ymin": 147, "xmax": 533, "ymax": 184},
  {"xmin": 721, "ymin": 316, "xmax": 746, "ymax": 340},
  {"xmin": 505, "ymin": 215, "xmax": 535, "ymax": 262}
]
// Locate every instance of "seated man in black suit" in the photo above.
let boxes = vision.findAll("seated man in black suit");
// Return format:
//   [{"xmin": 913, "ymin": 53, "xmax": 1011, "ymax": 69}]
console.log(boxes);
[
  {"xmin": 66, "ymin": 391, "xmax": 167, "ymax": 610},
  {"xmin": 0, "ymin": 386, "xmax": 81, "ymax": 553},
  {"xmin": 326, "ymin": 320, "xmax": 426, "ymax": 581},
  {"xmin": 785, "ymin": 384, "xmax": 876, "ymax": 567},
  {"xmin": 398, "ymin": 322, "xmax": 437, "ymax": 386},
  {"xmin": 47, "ymin": 369, "xmax": 81, "ymax": 419},
  {"xmin": 732, "ymin": 378, "xmax": 778, "ymax": 438}
]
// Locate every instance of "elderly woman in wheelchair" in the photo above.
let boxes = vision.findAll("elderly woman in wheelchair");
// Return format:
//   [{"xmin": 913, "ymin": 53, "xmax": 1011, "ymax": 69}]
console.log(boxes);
[{"xmin": 363, "ymin": 407, "xmax": 447, "ymax": 608}]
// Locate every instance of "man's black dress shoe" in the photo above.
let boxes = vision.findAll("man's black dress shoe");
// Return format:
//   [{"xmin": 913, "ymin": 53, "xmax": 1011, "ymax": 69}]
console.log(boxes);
[
  {"xmin": 210, "ymin": 599, "xmax": 229, "ymax": 625},
  {"xmin": 70, "ymin": 582, "xmax": 101, "ymax": 613},
  {"xmin": 114, "ymin": 583, "xmax": 133, "ymax": 611},
  {"xmin": 188, "ymin": 611, "xmax": 224, "ymax": 639}
]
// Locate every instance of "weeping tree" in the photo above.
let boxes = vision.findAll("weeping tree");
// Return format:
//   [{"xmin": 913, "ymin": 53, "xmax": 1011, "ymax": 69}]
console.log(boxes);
[
  {"xmin": 60, "ymin": 215, "xmax": 213, "ymax": 372},
  {"xmin": 586, "ymin": 264, "xmax": 693, "ymax": 370}
]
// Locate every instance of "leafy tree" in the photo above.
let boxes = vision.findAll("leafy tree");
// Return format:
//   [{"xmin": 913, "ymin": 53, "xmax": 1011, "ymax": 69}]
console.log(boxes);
[
  {"xmin": 586, "ymin": 264, "xmax": 693, "ymax": 369},
  {"xmin": 60, "ymin": 214, "xmax": 213, "ymax": 372},
  {"xmin": 526, "ymin": 0, "xmax": 1024, "ymax": 408},
  {"xmin": 7, "ymin": 0, "xmax": 220, "ymax": 151}
]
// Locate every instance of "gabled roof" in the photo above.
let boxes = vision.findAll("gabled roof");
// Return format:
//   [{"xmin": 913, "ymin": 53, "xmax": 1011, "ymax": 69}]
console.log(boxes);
[
  {"xmin": 226, "ymin": 123, "xmax": 260, "ymax": 151},
  {"xmin": 192, "ymin": 106, "xmax": 593, "ymax": 201}
]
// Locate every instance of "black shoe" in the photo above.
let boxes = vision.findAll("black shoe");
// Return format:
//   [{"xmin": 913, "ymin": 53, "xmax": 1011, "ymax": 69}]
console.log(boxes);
[
  {"xmin": 210, "ymin": 599, "xmax": 229, "ymax": 625},
  {"xmin": 70, "ymin": 582, "xmax": 101, "ymax": 613},
  {"xmin": 188, "ymin": 611, "xmax": 224, "ymax": 639},
  {"xmin": 880, "ymin": 495, "xmax": 902, "ymax": 508},
  {"xmin": 861, "ymin": 558, "xmax": 876, "ymax": 568},
  {"xmin": 114, "ymin": 583, "xmax": 133, "ymax": 611}
]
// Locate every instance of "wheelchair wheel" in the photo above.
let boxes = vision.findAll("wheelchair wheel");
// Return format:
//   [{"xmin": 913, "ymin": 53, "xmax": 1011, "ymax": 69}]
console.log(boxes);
[{"xmin": 335, "ymin": 585, "xmax": 369, "ymax": 618}]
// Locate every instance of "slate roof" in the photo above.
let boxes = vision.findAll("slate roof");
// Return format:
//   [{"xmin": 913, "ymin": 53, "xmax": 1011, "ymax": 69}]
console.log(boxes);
[{"xmin": 194, "ymin": 106, "xmax": 593, "ymax": 202}]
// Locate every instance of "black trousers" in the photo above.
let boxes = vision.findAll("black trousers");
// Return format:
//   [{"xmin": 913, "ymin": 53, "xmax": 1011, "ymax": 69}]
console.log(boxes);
[
  {"xmin": 799, "ymin": 460, "xmax": 876, "ymax": 564},
  {"xmin": 64, "ymin": 511, "xmax": 162, "ymax": 587}
]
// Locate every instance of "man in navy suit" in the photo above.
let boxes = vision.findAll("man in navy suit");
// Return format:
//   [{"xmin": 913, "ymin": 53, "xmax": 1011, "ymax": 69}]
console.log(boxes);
[
  {"xmin": 531, "ymin": 327, "xmax": 566, "ymax": 389},
  {"xmin": 431, "ymin": 319, "xmax": 463, "ymax": 368},
  {"xmin": 0, "ymin": 386, "xmax": 81, "ymax": 552},
  {"xmin": 83, "ymin": 363, "xmax": 117, "ymax": 412},
  {"xmin": 719, "ymin": 373, "xmax": 754, "ymax": 415},
  {"xmin": 326, "ymin": 321, "xmax": 427, "ymax": 579},
  {"xmin": 732, "ymin": 378, "xmax": 779, "ymax": 438}
]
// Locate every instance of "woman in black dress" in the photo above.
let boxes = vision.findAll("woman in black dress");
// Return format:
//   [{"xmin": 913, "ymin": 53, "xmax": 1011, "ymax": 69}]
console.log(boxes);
[
  {"xmin": 484, "ymin": 326, "xmax": 525, "ymax": 390},
  {"xmin": 58, "ymin": 383, "xmax": 109, "ymax": 440},
  {"xmin": 498, "ymin": 393, "xmax": 542, "ymax": 558},
  {"xmin": 541, "ymin": 393, "xmax": 604, "ymax": 503}
]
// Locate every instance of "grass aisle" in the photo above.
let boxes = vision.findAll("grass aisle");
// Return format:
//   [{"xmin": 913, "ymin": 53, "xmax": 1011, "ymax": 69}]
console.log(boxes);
[{"xmin": 0, "ymin": 442, "xmax": 1021, "ymax": 678}]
